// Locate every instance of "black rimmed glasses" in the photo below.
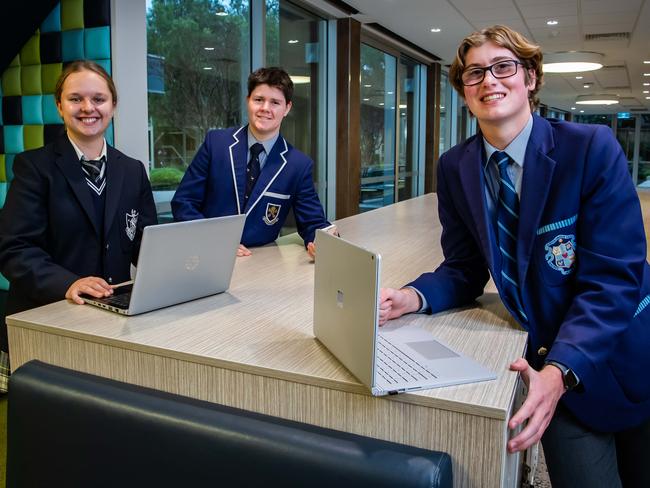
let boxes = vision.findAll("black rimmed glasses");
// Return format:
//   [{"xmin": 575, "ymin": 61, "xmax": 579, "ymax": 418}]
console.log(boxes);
[{"xmin": 461, "ymin": 60, "xmax": 525, "ymax": 86}]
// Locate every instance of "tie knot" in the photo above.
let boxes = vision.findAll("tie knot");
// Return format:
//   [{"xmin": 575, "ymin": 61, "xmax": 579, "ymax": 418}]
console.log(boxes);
[
  {"xmin": 81, "ymin": 155, "xmax": 105, "ymax": 180},
  {"xmin": 490, "ymin": 151, "xmax": 511, "ymax": 177},
  {"xmin": 250, "ymin": 143, "xmax": 264, "ymax": 159}
]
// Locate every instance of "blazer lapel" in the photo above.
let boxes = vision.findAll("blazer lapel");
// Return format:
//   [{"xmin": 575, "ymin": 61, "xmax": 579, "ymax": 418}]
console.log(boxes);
[
  {"xmin": 229, "ymin": 126, "xmax": 248, "ymax": 214},
  {"xmin": 103, "ymin": 146, "xmax": 126, "ymax": 238},
  {"xmin": 245, "ymin": 136, "xmax": 289, "ymax": 216},
  {"xmin": 458, "ymin": 136, "xmax": 499, "ymax": 274},
  {"xmin": 54, "ymin": 136, "xmax": 100, "ymax": 236},
  {"xmin": 517, "ymin": 115, "xmax": 557, "ymax": 287}
]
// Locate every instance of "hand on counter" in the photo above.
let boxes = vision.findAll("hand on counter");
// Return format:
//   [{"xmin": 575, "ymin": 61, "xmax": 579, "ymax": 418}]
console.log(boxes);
[
  {"xmin": 378, "ymin": 287, "xmax": 422, "ymax": 325},
  {"xmin": 65, "ymin": 276, "xmax": 113, "ymax": 305},
  {"xmin": 307, "ymin": 225, "xmax": 340, "ymax": 260},
  {"xmin": 237, "ymin": 244, "xmax": 252, "ymax": 257},
  {"xmin": 507, "ymin": 357, "xmax": 565, "ymax": 453}
]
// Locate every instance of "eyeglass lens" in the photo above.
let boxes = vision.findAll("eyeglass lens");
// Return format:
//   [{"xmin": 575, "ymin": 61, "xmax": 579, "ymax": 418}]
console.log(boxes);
[{"xmin": 462, "ymin": 60, "xmax": 519, "ymax": 86}]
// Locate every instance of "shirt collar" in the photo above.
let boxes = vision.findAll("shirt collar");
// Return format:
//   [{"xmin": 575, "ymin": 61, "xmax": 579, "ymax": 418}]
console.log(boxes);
[
  {"xmin": 247, "ymin": 127, "xmax": 279, "ymax": 156},
  {"xmin": 482, "ymin": 115, "xmax": 533, "ymax": 169},
  {"xmin": 68, "ymin": 135, "xmax": 108, "ymax": 162}
]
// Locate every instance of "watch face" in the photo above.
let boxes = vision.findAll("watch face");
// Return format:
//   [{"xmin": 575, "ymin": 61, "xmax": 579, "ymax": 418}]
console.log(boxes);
[{"xmin": 564, "ymin": 369, "xmax": 579, "ymax": 391}]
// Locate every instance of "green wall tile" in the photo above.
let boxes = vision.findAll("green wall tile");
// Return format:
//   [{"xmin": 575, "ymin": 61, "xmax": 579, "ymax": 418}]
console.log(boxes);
[
  {"xmin": 61, "ymin": 0, "xmax": 84, "ymax": 31},
  {"xmin": 22, "ymin": 95, "xmax": 44, "ymax": 124},
  {"xmin": 43, "ymin": 94, "xmax": 62, "ymax": 124},
  {"xmin": 24, "ymin": 125, "xmax": 44, "ymax": 151},
  {"xmin": 20, "ymin": 34, "xmax": 40, "ymax": 65},
  {"xmin": 9, "ymin": 55, "xmax": 20, "ymax": 67},
  {"xmin": 41, "ymin": 63, "xmax": 62, "ymax": 94},
  {"xmin": 4, "ymin": 127, "xmax": 23, "ymax": 154},
  {"xmin": 2, "ymin": 67, "xmax": 22, "ymax": 96},
  {"xmin": 0, "ymin": 155, "xmax": 5, "ymax": 182},
  {"xmin": 0, "ymin": 184, "xmax": 7, "ymax": 212},
  {"xmin": 21, "ymin": 65, "xmax": 42, "ymax": 95}
]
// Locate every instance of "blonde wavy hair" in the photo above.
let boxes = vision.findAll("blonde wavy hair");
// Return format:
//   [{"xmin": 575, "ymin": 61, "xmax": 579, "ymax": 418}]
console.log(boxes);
[{"xmin": 448, "ymin": 25, "xmax": 544, "ymax": 110}]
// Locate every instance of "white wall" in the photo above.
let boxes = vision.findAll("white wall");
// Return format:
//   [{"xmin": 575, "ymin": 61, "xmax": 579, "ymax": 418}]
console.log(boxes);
[{"xmin": 111, "ymin": 0, "xmax": 149, "ymax": 170}]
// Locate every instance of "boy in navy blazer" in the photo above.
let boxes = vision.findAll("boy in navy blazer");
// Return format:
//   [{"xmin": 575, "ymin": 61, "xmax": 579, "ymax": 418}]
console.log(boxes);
[
  {"xmin": 380, "ymin": 26, "xmax": 649, "ymax": 487},
  {"xmin": 171, "ymin": 67, "xmax": 332, "ymax": 257}
]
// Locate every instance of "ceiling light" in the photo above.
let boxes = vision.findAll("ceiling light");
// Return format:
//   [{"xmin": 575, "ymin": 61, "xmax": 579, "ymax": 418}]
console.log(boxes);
[
  {"xmin": 575, "ymin": 94, "xmax": 620, "ymax": 105},
  {"xmin": 575, "ymin": 76, "xmax": 583, "ymax": 80},
  {"xmin": 290, "ymin": 75, "xmax": 310, "ymax": 84},
  {"xmin": 644, "ymin": 61, "xmax": 650, "ymax": 64},
  {"xmin": 543, "ymin": 51, "xmax": 604, "ymax": 73},
  {"xmin": 364, "ymin": 84, "xmax": 372, "ymax": 88},
  {"xmin": 379, "ymin": 103, "xmax": 385, "ymax": 106},
  {"xmin": 204, "ymin": 47, "xmax": 215, "ymax": 51},
  {"xmin": 430, "ymin": 28, "xmax": 441, "ymax": 33},
  {"xmin": 644, "ymin": 73, "xmax": 650, "ymax": 76},
  {"xmin": 580, "ymin": 110, "xmax": 584, "ymax": 113},
  {"xmin": 644, "ymin": 91, "xmax": 649, "ymax": 94},
  {"xmin": 398, "ymin": 104, "xmax": 407, "ymax": 109},
  {"xmin": 644, "ymin": 83, "xmax": 650, "ymax": 86},
  {"xmin": 583, "ymin": 84, "xmax": 590, "ymax": 88},
  {"xmin": 546, "ymin": 20, "xmax": 559, "ymax": 26},
  {"xmin": 571, "ymin": 107, "xmax": 576, "ymax": 110},
  {"xmin": 215, "ymin": 10, "xmax": 228, "ymax": 16},
  {"xmin": 362, "ymin": 98, "xmax": 370, "ymax": 101},
  {"xmin": 288, "ymin": 39, "xmax": 299, "ymax": 44},
  {"xmin": 203, "ymin": 67, "xmax": 213, "ymax": 70},
  {"xmin": 647, "ymin": 96, "xmax": 650, "ymax": 100}
]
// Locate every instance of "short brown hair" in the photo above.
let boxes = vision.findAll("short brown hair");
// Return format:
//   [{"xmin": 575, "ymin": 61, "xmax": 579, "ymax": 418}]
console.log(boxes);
[
  {"xmin": 449, "ymin": 25, "xmax": 543, "ymax": 110},
  {"xmin": 247, "ymin": 67, "xmax": 293, "ymax": 103},
  {"xmin": 55, "ymin": 60, "xmax": 117, "ymax": 105}
]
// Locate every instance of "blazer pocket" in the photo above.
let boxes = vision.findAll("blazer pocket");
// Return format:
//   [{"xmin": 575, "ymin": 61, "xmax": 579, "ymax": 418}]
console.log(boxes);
[{"xmin": 263, "ymin": 191, "xmax": 291, "ymax": 200}]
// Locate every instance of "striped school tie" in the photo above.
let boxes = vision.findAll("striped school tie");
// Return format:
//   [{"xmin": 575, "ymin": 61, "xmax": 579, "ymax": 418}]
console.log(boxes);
[{"xmin": 492, "ymin": 151, "xmax": 527, "ymax": 323}]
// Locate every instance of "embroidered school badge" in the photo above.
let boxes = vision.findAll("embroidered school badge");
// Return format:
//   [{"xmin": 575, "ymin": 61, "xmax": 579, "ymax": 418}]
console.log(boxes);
[
  {"xmin": 544, "ymin": 234, "xmax": 576, "ymax": 275},
  {"xmin": 125, "ymin": 209, "xmax": 138, "ymax": 241},
  {"xmin": 263, "ymin": 203, "xmax": 281, "ymax": 225}
]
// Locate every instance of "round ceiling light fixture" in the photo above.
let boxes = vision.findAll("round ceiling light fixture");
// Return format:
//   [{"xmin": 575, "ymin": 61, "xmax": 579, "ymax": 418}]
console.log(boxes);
[
  {"xmin": 543, "ymin": 51, "xmax": 604, "ymax": 73},
  {"xmin": 575, "ymin": 94, "xmax": 619, "ymax": 105}
]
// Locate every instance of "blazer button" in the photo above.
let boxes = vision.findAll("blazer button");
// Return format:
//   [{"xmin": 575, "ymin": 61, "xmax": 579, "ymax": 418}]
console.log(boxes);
[
  {"xmin": 108, "ymin": 277, "xmax": 113, "ymax": 284},
  {"xmin": 537, "ymin": 346, "xmax": 548, "ymax": 356},
  {"xmin": 105, "ymin": 243, "xmax": 110, "ymax": 252}
]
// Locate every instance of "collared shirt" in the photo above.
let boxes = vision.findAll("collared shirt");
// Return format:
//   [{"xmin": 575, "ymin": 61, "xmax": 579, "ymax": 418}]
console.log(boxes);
[
  {"xmin": 482, "ymin": 115, "xmax": 533, "ymax": 218},
  {"xmin": 413, "ymin": 115, "xmax": 534, "ymax": 313},
  {"xmin": 247, "ymin": 128, "xmax": 279, "ymax": 170},
  {"xmin": 68, "ymin": 135, "xmax": 108, "ymax": 164}
]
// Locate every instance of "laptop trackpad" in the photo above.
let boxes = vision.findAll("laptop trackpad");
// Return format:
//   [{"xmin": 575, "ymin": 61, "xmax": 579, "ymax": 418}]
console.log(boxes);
[{"xmin": 405, "ymin": 340, "xmax": 459, "ymax": 360}]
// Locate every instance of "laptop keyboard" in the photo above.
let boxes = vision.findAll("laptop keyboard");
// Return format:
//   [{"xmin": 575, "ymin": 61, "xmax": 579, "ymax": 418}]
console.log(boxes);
[
  {"xmin": 101, "ymin": 292, "xmax": 132, "ymax": 309},
  {"xmin": 376, "ymin": 335, "xmax": 438, "ymax": 385}
]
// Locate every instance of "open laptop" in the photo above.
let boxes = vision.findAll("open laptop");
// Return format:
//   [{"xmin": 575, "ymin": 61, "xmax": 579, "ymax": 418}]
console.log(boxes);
[
  {"xmin": 313, "ymin": 230, "xmax": 496, "ymax": 396},
  {"xmin": 83, "ymin": 214, "xmax": 246, "ymax": 315}
]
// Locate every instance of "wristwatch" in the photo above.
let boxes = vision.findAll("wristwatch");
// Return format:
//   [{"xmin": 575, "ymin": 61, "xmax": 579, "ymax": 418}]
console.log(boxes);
[{"xmin": 546, "ymin": 361, "xmax": 579, "ymax": 391}]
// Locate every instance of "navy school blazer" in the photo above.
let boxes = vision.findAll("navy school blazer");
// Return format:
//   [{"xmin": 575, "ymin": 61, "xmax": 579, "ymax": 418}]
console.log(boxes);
[
  {"xmin": 0, "ymin": 135, "xmax": 157, "ymax": 315},
  {"xmin": 170, "ymin": 126, "xmax": 330, "ymax": 247},
  {"xmin": 410, "ymin": 114, "xmax": 650, "ymax": 432}
]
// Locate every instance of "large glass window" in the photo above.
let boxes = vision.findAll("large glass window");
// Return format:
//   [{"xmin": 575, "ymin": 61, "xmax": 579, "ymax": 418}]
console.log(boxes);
[
  {"xmin": 147, "ymin": 1, "xmax": 250, "ymax": 221},
  {"xmin": 360, "ymin": 44, "xmax": 397, "ymax": 211},
  {"xmin": 265, "ymin": 1, "xmax": 327, "ymax": 206},
  {"xmin": 397, "ymin": 56, "xmax": 421, "ymax": 202},
  {"xmin": 359, "ymin": 43, "xmax": 425, "ymax": 212}
]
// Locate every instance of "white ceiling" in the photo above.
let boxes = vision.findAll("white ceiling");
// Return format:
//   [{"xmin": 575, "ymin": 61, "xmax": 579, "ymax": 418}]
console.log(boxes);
[{"xmin": 339, "ymin": 0, "xmax": 650, "ymax": 114}]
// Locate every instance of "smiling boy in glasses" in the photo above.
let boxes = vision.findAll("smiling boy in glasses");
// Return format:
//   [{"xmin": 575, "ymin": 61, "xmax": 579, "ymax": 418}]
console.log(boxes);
[{"xmin": 380, "ymin": 25, "xmax": 650, "ymax": 487}]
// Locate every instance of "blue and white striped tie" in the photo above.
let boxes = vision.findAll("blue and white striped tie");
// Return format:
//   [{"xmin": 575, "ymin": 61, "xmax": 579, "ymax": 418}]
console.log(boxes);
[{"xmin": 492, "ymin": 151, "xmax": 527, "ymax": 323}]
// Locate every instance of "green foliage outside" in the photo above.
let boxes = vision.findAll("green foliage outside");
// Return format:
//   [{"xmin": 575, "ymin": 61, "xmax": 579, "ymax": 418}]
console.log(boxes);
[
  {"xmin": 146, "ymin": 0, "xmax": 251, "ymax": 171},
  {"xmin": 150, "ymin": 167, "xmax": 185, "ymax": 190}
]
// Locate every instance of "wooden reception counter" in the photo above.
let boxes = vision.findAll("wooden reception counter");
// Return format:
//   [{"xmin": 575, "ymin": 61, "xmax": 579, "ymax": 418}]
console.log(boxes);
[{"xmin": 7, "ymin": 194, "xmax": 528, "ymax": 488}]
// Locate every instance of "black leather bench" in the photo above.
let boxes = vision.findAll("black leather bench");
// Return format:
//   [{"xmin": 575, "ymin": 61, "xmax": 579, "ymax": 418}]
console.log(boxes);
[{"xmin": 8, "ymin": 360, "xmax": 452, "ymax": 487}]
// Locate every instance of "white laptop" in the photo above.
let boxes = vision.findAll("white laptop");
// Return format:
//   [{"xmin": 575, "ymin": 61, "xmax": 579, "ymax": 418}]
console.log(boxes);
[
  {"xmin": 83, "ymin": 214, "xmax": 246, "ymax": 315},
  {"xmin": 313, "ymin": 230, "xmax": 496, "ymax": 396}
]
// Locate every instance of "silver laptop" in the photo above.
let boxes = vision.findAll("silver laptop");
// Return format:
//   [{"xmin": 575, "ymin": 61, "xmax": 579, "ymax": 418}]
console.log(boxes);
[
  {"xmin": 83, "ymin": 214, "xmax": 246, "ymax": 315},
  {"xmin": 313, "ymin": 230, "xmax": 496, "ymax": 396}
]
